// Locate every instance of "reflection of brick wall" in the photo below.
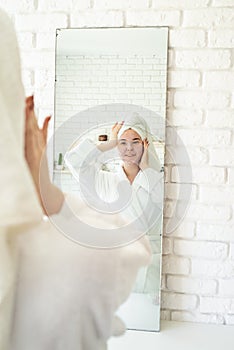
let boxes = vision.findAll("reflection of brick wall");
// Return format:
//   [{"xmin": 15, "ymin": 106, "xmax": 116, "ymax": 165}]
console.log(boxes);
[
  {"xmin": 55, "ymin": 54, "xmax": 166, "ymax": 155},
  {"xmin": 56, "ymin": 54, "xmax": 166, "ymax": 117}
]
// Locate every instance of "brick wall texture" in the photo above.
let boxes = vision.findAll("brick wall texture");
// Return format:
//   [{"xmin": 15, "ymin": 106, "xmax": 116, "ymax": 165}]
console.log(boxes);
[{"xmin": 1, "ymin": 0, "xmax": 233, "ymax": 325}]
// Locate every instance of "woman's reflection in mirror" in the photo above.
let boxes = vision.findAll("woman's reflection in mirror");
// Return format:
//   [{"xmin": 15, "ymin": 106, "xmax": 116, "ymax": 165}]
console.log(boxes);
[{"xmin": 65, "ymin": 114, "xmax": 164, "ymax": 293}]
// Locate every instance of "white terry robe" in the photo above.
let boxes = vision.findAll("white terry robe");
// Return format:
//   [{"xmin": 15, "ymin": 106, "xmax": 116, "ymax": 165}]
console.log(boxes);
[
  {"xmin": 0, "ymin": 8, "xmax": 152, "ymax": 350},
  {"xmin": 65, "ymin": 138, "xmax": 164, "ymax": 293}
]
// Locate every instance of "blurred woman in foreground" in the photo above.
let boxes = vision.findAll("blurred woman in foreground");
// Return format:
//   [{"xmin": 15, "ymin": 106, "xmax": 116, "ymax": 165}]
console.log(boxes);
[{"xmin": 0, "ymin": 9, "xmax": 151, "ymax": 350}]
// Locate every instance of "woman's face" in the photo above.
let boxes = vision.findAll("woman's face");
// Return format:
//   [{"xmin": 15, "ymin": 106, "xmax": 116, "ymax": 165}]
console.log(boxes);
[{"xmin": 117, "ymin": 129, "xmax": 144, "ymax": 165}]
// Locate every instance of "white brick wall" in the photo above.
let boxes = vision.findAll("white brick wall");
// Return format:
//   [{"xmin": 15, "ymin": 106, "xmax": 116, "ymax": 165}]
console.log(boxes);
[
  {"xmin": 1, "ymin": 0, "xmax": 233, "ymax": 326},
  {"xmin": 54, "ymin": 53, "xmax": 166, "ymax": 160}
]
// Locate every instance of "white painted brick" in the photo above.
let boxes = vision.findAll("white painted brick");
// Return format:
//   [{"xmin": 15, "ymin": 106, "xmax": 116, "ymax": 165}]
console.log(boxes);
[
  {"xmin": 17, "ymin": 32, "xmax": 34, "ymax": 49},
  {"xmin": 20, "ymin": 51, "xmax": 55, "ymax": 69},
  {"xmin": 192, "ymin": 260, "xmax": 234, "ymax": 278},
  {"xmin": 177, "ymin": 129, "xmax": 231, "ymax": 146},
  {"xmin": 152, "ymin": 0, "xmax": 210, "ymax": 8},
  {"xmin": 175, "ymin": 50, "xmax": 231, "ymax": 69},
  {"xmin": 196, "ymin": 223, "xmax": 234, "ymax": 242},
  {"xmin": 165, "ymin": 126, "xmax": 177, "ymax": 145},
  {"xmin": 35, "ymin": 70, "xmax": 54, "ymax": 90},
  {"xmin": 163, "ymin": 237, "xmax": 172, "ymax": 255},
  {"xmin": 93, "ymin": 0, "xmax": 149, "ymax": 8},
  {"xmin": 183, "ymin": 9, "xmax": 234, "ymax": 28},
  {"xmin": 209, "ymin": 29, "xmax": 234, "ymax": 48},
  {"xmin": 0, "ymin": 0, "xmax": 35, "ymax": 13},
  {"xmin": 164, "ymin": 220, "xmax": 195, "ymax": 238},
  {"xmin": 169, "ymin": 29, "xmax": 206, "ymax": 48},
  {"xmin": 71, "ymin": 11, "xmax": 123, "ymax": 27},
  {"xmin": 163, "ymin": 165, "xmax": 170, "ymax": 183},
  {"xmin": 171, "ymin": 311, "xmax": 196, "ymax": 322},
  {"xmin": 160, "ymin": 310, "xmax": 171, "ymax": 320},
  {"xmin": 164, "ymin": 205, "xmax": 193, "ymax": 237},
  {"xmin": 126, "ymin": 10, "xmax": 180, "ymax": 26},
  {"xmin": 200, "ymin": 297, "xmax": 234, "ymax": 314},
  {"xmin": 38, "ymin": 0, "xmax": 73, "ymax": 12},
  {"xmin": 171, "ymin": 166, "xmax": 225, "ymax": 184},
  {"xmin": 174, "ymin": 91, "xmax": 230, "ymax": 109},
  {"xmin": 71, "ymin": 0, "xmax": 91, "ymax": 10},
  {"xmin": 167, "ymin": 109, "xmax": 203, "ymax": 126},
  {"xmin": 22, "ymin": 69, "xmax": 34, "ymax": 96},
  {"xmin": 168, "ymin": 49, "xmax": 174, "ymax": 68},
  {"xmin": 212, "ymin": 0, "xmax": 234, "ymax": 6},
  {"xmin": 37, "ymin": 33, "xmax": 56, "ymax": 50},
  {"xmin": 15, "ymin": 14, "xmax": 68, "ymax": 32},
  {"xmin": 162, "ymin": 256, "xmax": 190, "ymax": 274},
  {"xmin": 161, "ymin": 292, "xmax": 198, "ymax": 310},
  {"xmin": 165, "ymin": 183, "xmax": 197, "ymax": 200},
  {"xmin": 231, "ymin": 244, "xmax": 234, "ymax": 260},
  {"xmin": 167, "ymin": 276, "xmax": 217, "ymax": 295},
  {"xmin": 205, "ymin": 110, "xmax": 234, "ymax": 128},
  {"xmin": 161, "ymin": 275, "xmax": 167, "ymax": 290},
  {"xmin": 164, "ymin": 200, "xmax": 176, "ymax": 218},
  {"xmin": 228, "ymin": 169, "xmax": 234, "ymax": 185},
  {"xmin": 219, "ymin": 279, "xmax": 234, "ymax": 297},
  {"xmin": 171, "ymin": 311, "xmax": 224, "ymax": 324},
  {"xmin": 199, "ymin": 186, "xmax": 234, "ymax": 204},
  {"xmin": 225, "ymin": 315, "xmax": 234, "ymax": 325},
  {"xmin": 177, "ymin": 202, "xmax": 230, "ymax": 222},
  {"xmin": 186, "ymin": 147, "xmax": 208, "ymax": 166},
  {"xmin": 203, "ymin": 71, "xmax": 234, "ymax": 90},
  {"xmin": 210, "ymin": 148, "xmax": 234, "ymax": 166},
  {"xmin": 174, "ymin": 239, "xmax": 228, "ymax": 259},
  {"xmin": 22, "ymin": 69, "xmax": 34, "ymax": 89},
  {"xmin": 166, "ymin": 90, "xmax": 174, "ymax": 109},
  {"xmin": 168, "ymin": 70, "xmax": 201, "ymax": 88}
]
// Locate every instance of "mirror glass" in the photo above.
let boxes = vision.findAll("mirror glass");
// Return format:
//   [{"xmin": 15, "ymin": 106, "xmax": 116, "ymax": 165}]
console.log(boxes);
[{"xmin": 54, "ymin": 27, "xmax": 168, "ymax": 332}]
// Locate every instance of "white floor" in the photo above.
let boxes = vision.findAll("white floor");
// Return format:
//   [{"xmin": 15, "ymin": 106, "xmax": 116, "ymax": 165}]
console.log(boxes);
[{"xmin": 108, "ymin": 320, "xmax": 234, "ymax": 350}]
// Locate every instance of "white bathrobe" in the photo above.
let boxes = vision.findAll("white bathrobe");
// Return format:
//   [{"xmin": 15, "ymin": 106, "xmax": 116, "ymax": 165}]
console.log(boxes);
[
  {"xmin": 65, "ymin": 137, "xmax": 164, "ymax": 294},
  {"xmin": 0, "ymin": 8, "xmax": 152, "ymax": 350}
]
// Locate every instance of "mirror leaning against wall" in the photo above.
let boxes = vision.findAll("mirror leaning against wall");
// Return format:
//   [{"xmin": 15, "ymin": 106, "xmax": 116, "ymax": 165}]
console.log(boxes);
[{"xmin": 53, "ymin": 27, "xmax": 168, "ymax": 332}]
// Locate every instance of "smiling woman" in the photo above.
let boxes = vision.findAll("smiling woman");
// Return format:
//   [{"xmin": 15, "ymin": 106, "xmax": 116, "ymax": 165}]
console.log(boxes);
[
  {"xmin": 118, "ymin": 129, "xmax": 144, "ymax": 166},
  {"xmin": 64, "ymin": 113, "xmax": 164, "ymax": 328}
]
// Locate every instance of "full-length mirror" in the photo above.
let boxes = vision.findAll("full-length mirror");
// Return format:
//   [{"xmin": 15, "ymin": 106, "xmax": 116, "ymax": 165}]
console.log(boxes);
[{"xmin": 54, "ymin": 27, "xmax": 168, "ymax": 332}]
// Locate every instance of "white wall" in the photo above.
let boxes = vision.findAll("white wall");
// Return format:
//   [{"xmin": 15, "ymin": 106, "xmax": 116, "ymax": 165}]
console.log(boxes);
[
  {"xmin": 55, "ymin": 54, "xmax": 166, "ymax": 132},
  {"xmin": 1, "ymin": 0, "xmax": 233, "ymax": 326}
]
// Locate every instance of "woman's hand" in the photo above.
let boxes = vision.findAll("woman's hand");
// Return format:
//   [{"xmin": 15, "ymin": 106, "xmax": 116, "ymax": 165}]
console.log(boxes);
[
  {"xmin": 110, "ymin": 121, "xmax": 124, "ymax": 140},
  {"xmin": 25, "ymin": 95, "xmax": 50, "ymax": 185},
  {"xmin": 139, "ymin": 138, "xmax": 149, "ymax": 170},
  {"xmin": 25, "ymin": 95, "xmax": 64, "ymax": 215},
  {"xmin": 97, "ymin": 121, "xmax": 124, "ymax": 152}
]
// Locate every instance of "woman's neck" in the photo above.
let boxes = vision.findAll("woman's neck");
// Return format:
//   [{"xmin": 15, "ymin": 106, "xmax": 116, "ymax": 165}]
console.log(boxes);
[{"xmin": 123, "ymin": 162, "xmax": 140, "ymax": 184}]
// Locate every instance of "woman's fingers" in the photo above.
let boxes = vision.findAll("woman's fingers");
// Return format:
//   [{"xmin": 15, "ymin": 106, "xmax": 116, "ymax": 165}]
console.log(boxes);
[
  {"xmin": 115, "ymin": 120, "xmax": 124, "ymax": 134},
  {"xmin": 118, "ymin": 120, "xmax": 124, "ymax": 130},
  {"xmin": 25, "ymin": 96, "xmax": 51, "ymax": 166},
  {"xmin": 25, "ymin": 95, "xmax": 34, "ymax": 111},
  {"xmin": 25, "ymin": 95, "xmax": 51, "ymax": 148},
  {"xmin": 25, "ymin": 96, "xmax": 38, "ymax": 133},
  {"xmin": 42, "ymin": 116, "xmax": 51, "ymax": 144},
  {"xmin": 112, "ymin": 121, "xmax": 124, "ymax": 130}
]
